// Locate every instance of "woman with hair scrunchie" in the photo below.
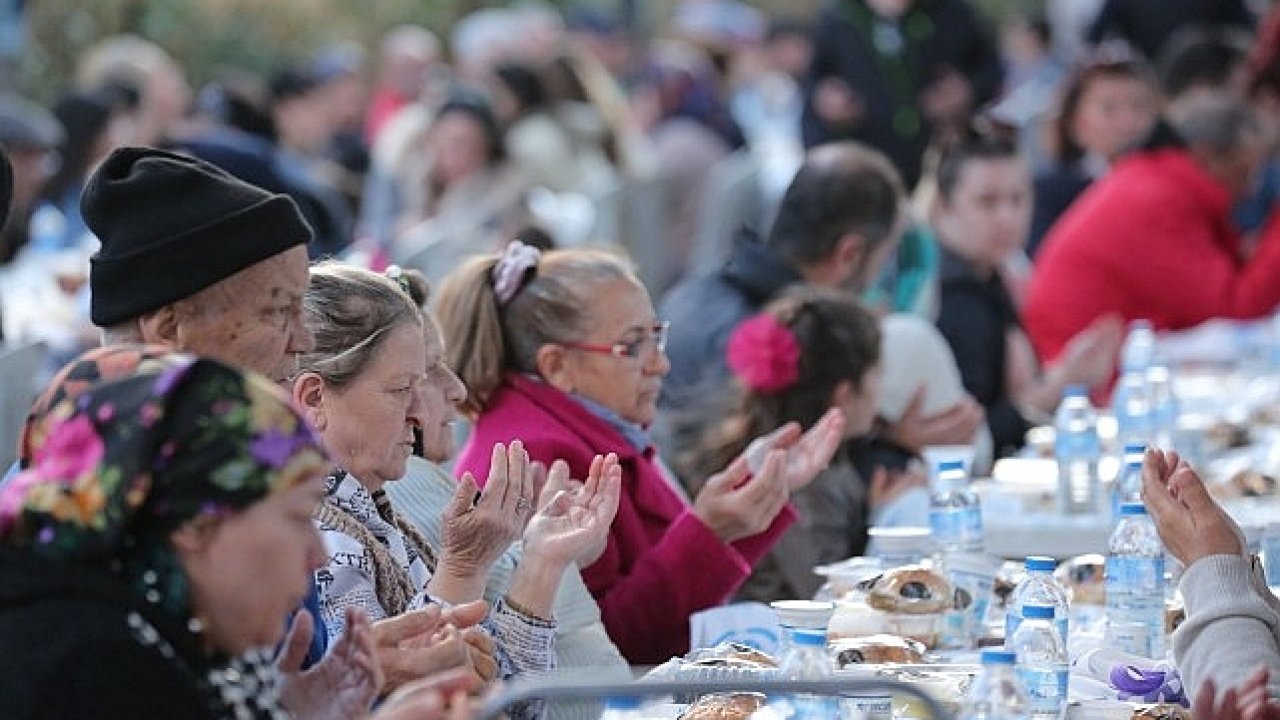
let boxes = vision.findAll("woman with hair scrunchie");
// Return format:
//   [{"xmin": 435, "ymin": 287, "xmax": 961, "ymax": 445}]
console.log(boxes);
[{"xmin": 436, "ymin": 241, "xmax": 847, "ymax": 664}]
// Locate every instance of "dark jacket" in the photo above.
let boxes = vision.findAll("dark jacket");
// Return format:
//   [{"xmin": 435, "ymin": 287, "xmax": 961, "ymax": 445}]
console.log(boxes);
[
  {"xmin": 0, "ymin": 558, "xmax": 218, "ymax": 720},
  {"xmin": 1029, "ymin": 161, "xmax": 1093, "ymax": 259},
  {"xmin": 935, "ymin": 245, "xmax": 1029, "ymax": 458},
  {"xmin": 658, "ymin": 230, "xmax": 802, "ymax": 412},
  {"xmin": 801, "ymin": 0, "xmax": 1003, "ymax": 187},
  {"xmin": 1087, "ymin": 0, "xmax": 1252, "ymax": 61}
]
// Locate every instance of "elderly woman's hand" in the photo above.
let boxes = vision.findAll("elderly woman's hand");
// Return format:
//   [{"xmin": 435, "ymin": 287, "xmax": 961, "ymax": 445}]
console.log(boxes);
[
  {"xmin": 1141, "ymin": 448, "xmax": 1246, "ymax": 567},
  {"xmin": 370, "ymin": 668, "xmax": 482, "ymax": 720},
  {"xmin": 372, "ymin": 601, "xmax": 492, "ymax": 694},
  {"xmin": 522, "ymin": 454, "xmax": 622, "ymax": 568},
  {"xmin": 502, "ymin": 454, "xmax": 622, "ymax": 619},
  {"xmin": 278, "ymin": 607, "xmax": 383, "ymax": 720},
  {"xmin": 431, "ymin": 442, "xmax": 534, "ymax": 603},
  {"xmin": 693, "ymin": 450, "xmax": 790, "ymax": 544}
]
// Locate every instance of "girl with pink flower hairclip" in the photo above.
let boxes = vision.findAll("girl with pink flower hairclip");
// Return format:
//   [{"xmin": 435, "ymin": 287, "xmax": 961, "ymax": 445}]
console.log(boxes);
[{"xmin": 679, "ymin": 285, "xmax": 928, "ymax": 602}]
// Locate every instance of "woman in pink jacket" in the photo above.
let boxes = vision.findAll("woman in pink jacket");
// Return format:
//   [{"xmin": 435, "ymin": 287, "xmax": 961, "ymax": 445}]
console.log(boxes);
[{"xmin": 436, "ymin": 241, "xmax": 844, "ymax": 664}]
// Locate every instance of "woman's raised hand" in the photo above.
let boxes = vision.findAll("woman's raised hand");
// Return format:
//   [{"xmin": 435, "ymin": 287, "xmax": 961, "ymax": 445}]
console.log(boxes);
[
  {"xmin": 1141, "ymin": 447, "xmax": 1246, "ymax": 567},
  {"xmin": 776, "ymin": 408, "xmax": 846, "ymax": 492},
  {"xmin": 522, "ymin": 454, "xmax": 622, "ymax": 569},
  {"xmin": 434, "ymin": 442, "xmax": 534, "ymax": 600},
  {"xmin": 693, "ymin": 449, "xmax": 789, "ymax": 543}
]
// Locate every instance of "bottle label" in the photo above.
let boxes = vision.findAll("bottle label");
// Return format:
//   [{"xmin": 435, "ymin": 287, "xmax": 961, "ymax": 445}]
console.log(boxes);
[
  {"xmin": 842, "ymin": 695, "xmax": 893, "ymax": 720},
  {"xmin": 1106, "ymin": 555, "xmax": 1165, "ymax": 658},
  {"xmin": 1016, "ymin": 666, "xmax": 1068, "ymax": 715},
  {"xmin": 1005, "ymin": 613, "xmax": 1070, "ymax": 651},
  {"xmin": 1106, "ymin": 555, "xmax": 1165, "ymax": 595},
  {"xmin": 929, "ymin": 507, "xmax": 983, "ymax": 549},
  {"xmin": 1055, "ymin": 431, "xmax": 1100, "ymax": 458},
  {"xmin": 787, "ymin": 694, "xmax": 841, "ymax": 720}
]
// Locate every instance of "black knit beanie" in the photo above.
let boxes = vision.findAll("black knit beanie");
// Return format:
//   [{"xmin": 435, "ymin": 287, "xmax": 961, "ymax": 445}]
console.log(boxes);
[{"xmin": 84, "ymin": 146, "xmax": 314, "ymax": 326}]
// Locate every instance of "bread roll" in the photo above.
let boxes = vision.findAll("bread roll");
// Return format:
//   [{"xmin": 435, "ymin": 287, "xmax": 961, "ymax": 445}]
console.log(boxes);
[{"xmin": 679, "ymin": 693, "xmax": 767, "ymax": 720}]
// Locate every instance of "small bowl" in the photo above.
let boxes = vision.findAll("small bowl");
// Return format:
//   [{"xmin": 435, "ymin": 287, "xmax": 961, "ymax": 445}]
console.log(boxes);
[{"xmin": 881, "ymin": 611, "xmax": 943, "ymax": 648}]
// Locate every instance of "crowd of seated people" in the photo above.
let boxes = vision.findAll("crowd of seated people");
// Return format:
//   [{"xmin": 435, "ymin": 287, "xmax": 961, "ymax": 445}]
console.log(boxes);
[{"xmin": 5, "ymin": 1, "xmax": 1280, "ymax": 718}]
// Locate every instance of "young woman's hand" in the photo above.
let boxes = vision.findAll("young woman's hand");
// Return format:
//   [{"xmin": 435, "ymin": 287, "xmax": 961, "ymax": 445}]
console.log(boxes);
[{"xmin": 693, "ymin": 450, "xmax": 789, "ymax": 543}]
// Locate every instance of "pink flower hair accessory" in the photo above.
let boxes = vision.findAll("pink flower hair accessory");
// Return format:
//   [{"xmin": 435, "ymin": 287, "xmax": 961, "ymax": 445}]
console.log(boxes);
[{"xmin": 727, "ymin": 313, "xmax": 801, "ymax": 394}]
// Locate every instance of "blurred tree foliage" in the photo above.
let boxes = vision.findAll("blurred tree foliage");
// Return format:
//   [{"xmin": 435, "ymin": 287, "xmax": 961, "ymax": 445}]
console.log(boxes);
[
  {"xmin": 19, "ymin": 0, "xmax": 472, "ymax": 101},
  {"xmin": 17, "ymin": 0, "xmax": 1036, "ymax": 103}
]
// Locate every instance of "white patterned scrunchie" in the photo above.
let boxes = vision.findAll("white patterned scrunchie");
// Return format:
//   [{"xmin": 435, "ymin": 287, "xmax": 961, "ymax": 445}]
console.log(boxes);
[{"xmin": 491, "ymin": 240, "xmax": 541, "ymax": 307}]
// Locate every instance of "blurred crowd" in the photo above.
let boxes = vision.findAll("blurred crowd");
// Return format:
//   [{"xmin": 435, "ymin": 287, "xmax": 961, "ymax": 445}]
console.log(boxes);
[{"xmin": 5, "ymin": 0, "xmax": 1280, "ymax": 717}]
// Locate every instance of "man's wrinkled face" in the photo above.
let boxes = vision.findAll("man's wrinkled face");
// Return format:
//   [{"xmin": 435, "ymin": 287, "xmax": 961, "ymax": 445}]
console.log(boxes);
[{"xmin": 173, "ymin": 246, "xmax": 313, "ymax": 382}]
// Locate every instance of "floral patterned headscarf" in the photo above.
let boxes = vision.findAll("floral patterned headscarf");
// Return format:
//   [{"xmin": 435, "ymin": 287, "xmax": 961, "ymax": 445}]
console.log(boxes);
[{"xmin": 0, "ymin": 345, "xmax": 328, "ymax": 627}]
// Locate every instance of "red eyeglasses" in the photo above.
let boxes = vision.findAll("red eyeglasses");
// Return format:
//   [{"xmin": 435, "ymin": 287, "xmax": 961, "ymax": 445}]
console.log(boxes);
[{"xmin": 565, "ymin": 321, "xmax": 670, "ymax": 360}]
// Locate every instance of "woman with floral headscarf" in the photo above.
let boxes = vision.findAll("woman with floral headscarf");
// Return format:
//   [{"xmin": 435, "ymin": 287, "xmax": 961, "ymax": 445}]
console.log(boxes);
[{"xmin": 0, "ymin": 346, "xmax": 382, "ymax": 720}]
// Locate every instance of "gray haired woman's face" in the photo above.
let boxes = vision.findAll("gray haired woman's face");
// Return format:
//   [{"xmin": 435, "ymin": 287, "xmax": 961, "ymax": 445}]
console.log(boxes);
[{"xmin": 308, "ymin": 321, "xmax": 429, "ymax": 487}]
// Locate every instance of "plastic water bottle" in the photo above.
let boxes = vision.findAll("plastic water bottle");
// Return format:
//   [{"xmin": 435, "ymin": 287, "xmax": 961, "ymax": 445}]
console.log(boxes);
[
  {"xmin": 1106, "ymin": 503, "xmax": 1166, "ymax": 659},
  {"xmin": 929, "ymin": 460, "xmax": 984, "ymax": 553},
  {"xmin": 1145, "ymin": 365, "xmax": 1179, "ymax": 450},
  {"xmin": 959, "ymin": 649, "xmax": 1031, "ymax": 720},
  {"xmin": 1011, "ymin": 605, "xmax": 1069, "ymax": 720},
  {"xmin": 1005, "ymin": 557, "xmax": 1070, "ymax": 649},
  {"xmin": 1113, "ymin": 321, "xmax": 1156, "ymax": 449},
  {"xmin": 771, "ymin": 600, "xmax": 845, "ymax": 719},
  {"xmin": 1121, "ymin": 320, "xmax": 1157, "ymax": 372},
  {"xmin": 1110, "ymin": 444, "xmax": 1146, "ymax": 522},
  {"xmin": 1054, "ymin": 385, "xmax": 1100, "ymax": 515},
  {"xmin": 600, "ymin": 696, "xmax": 646, "ymax": 719}
]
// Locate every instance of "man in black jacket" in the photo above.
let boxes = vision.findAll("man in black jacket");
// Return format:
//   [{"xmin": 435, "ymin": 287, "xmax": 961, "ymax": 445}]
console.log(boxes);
[{"xmin": 659, "ymin": 141, "xmax": 985, "ymax": 467}]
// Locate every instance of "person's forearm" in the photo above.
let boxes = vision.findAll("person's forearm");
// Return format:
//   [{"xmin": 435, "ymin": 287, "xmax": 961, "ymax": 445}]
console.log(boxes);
[
  {"xmin": 503, "ymin": 553, "xmax": 566, "ymax": 620},
  {"xmin": 426, "ymin": 557, "xmax": 490, "ymax": 605}
]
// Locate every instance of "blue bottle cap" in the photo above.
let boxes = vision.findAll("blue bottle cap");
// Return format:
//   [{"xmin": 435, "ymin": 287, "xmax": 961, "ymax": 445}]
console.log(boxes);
[
  {"xmin": 605, "ymin": 696, "xmax": 643, "ymax": 710},
  {"xmin": 1064, "ymin": 384, "xmax": 1087, "ymax": 398},
  {"xmin": 937, "ymin": 460, "xmax": 965, "ymax": 473},
  {"xmin": 1119, "ymin": 502, "xmax": 1148, "ymax": 516},
  {"xmin": 789, "ymin": 628, "xmax": 828, "ymax": 647},
  {"xmin": 1124, "ymin": 442, "xmax": 1146, "ymax": 455},
  {"xmin": 981, "ymin": 649, "xmax": 1017, "ymax": 665},
  {"xmin": 1025, "ymin": 556, "xmax": 1056, "ymax": 572},
  {"xmin": 1022, "ymin": 604, "xmax": 1055, "ymax": 620}
]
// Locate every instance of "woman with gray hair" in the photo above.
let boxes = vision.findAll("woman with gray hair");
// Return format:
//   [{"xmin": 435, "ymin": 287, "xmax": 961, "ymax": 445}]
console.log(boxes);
[{"xmin": 291, "ymin": 261, "xmax": 620, "ymax": 714}]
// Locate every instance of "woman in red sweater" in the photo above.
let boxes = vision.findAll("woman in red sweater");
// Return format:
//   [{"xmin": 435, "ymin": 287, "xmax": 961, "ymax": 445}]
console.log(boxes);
[{"xmin": 435, "ymin": 241, "xmax": 844, "ymax": 664}]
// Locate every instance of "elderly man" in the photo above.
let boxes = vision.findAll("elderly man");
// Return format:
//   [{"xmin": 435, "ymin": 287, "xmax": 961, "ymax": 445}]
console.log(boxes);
[
  {"xmin": 84, "ymin": 146, "xmax": 314, "ymax": 380},
  {"xmin": 50, "ymin": 147, "xmax": 488, "ymax": 714}
]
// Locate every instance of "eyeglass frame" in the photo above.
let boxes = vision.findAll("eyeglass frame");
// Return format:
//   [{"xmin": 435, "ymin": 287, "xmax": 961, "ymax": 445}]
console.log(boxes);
[{"xmin": 564, "ymin": 321, "xmax": 670, "ymax": 360}]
